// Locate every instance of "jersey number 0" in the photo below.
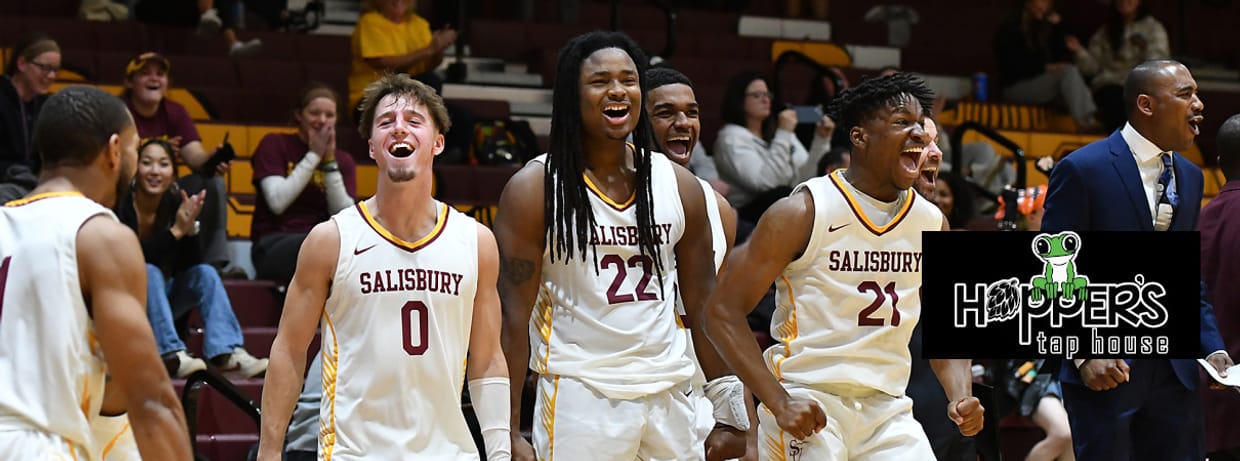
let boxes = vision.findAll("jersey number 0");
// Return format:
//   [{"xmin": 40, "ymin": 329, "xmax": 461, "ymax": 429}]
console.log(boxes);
[{"xmin": 401, "ymin": 300, "xmax": 429, "ymax": 356}]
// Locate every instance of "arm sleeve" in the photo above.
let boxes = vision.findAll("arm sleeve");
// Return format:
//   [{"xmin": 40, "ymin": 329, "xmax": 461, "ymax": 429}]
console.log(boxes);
[
  {"xmin": 260, "ymin": 152, "xmax": 322, "ymax": 216},
  {"xmin": 714, "ymin": 128, "xmax": 800, "ymax": 192},
  {"xmin": 323, "ymin": 170, "xmax": 353, "ymax": 214}
]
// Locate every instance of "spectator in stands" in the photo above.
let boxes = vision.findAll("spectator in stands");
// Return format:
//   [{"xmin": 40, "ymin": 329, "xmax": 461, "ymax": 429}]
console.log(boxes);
[
  {"xmin": 122, "ymin": 52, "xmax": 243, "ymax": 278},
  {"xmin": 932, "ymin": 171, "xmax": 975, "ymax": 229},
  {"xmin": 1200, "ymin": 114, "xmax": 1240, "ymax": 460},
  {"xmin": 714, "ymin": 71, "xmax": 829, "ymax": 223},
  {"xmin": 132, "ymin": 0, "xmax": 263, "ymax": 57},
  {"xmin": 348, "ymin": 0, "xmax": 475, "ymax": 159},
  {"xmin": 993, "ymin": 0, "xmax": 1099, "ymax": 131},
  {"xmin": 1066, "ymin": 0, "xmax": 1169, "ymax": 133},
  {"xmin": 117, "ymin": 138, "xmax": 269, "ymax": 380},
  {"xmin": 250, "ymin": 82, "xmax": 358, "ymax": 285},
  {"xmin": 0, "ymin": 32, "xmax": 59, "ymax": 203}
]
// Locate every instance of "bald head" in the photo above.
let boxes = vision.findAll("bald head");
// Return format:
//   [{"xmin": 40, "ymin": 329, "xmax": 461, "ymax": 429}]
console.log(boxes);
[
  {"xmin": 1218, "ymin": 114, "xmax": 1240, "ymax": 181},
  {"xmin": 1123, "ymin": 59, "xmax": 1182, "ymax": 117}
]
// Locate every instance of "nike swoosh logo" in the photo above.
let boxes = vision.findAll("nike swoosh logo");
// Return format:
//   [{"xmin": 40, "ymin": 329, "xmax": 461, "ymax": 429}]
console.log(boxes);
[
  {"xmin": 828, "ymin": 223, "xmax": 850, "ymax": 232},
  {"xmin": 353, "ymin": 244, "xmax": 377, "ymax": 255}
]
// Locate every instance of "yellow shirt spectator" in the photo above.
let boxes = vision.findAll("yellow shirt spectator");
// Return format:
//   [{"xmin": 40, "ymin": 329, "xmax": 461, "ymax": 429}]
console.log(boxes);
[{"xmin": 348, "ymin": 10, "xmax": 434, "ymax": 110}]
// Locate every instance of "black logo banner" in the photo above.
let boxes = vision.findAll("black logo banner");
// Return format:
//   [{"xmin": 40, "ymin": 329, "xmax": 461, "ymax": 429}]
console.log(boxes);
[{"xmin": 922, "ymin": 231, "xmax": 1200, "ymax": 359}]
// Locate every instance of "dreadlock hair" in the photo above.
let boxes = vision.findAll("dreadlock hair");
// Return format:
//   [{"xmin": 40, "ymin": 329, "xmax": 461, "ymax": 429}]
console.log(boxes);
[
  {"xmin": 826, "ymin": 72, "xmax": 935, "ymax": 141},
  {"xmin": 544, "ymin": 31, "xmax": 662, "ymax": 280}
]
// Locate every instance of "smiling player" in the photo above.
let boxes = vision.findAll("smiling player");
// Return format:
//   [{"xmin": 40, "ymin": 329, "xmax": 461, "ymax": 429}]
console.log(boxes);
[{"xmin": 257, "ymin": 74, "xmax": 511, "ymax": 461}]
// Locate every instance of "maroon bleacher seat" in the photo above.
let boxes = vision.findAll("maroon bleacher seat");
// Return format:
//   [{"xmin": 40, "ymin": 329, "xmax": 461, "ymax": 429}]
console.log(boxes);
[
  {"xmin": 166, "ymin": 54, "xmax": 240, "ymax": 88},
  {"xmin": 234, "ymin": 30, "xmax": 297, "ymax": 61},
  {"xmin": 467, "ymin": 19, "xmax": 529, "ymax": 62},
  {"xmin": 148, "ymin": 24, "xmax": 229, "ymax": 57},
  {"xmin": 474, "ymin": 166, "xmax": 519, "ymax": 205},
  {"xmin": 94, "ymin": 51, "xmax": 136, "ymax": 85},
  {"xmin": 302, "ymin": 61, "xmax": 351, "ymax": 101},
  {"xmin": 433, "ymin": 164, "xmax": 478, "ymax": 203},
  {"xmin": 19, "ymin": 0, "xmax": 77, "ymax": 18},
  {"xmin": 295, "ymin": 34, "xmax": 352, "ymax": 63},
  {"xmin": 445, "ymin": 98, "xmax": 511, "ymax": 122},
  {"xmin": 335, "ymin": 124, "xmax": 369, "ymax": 165},
  {"xmin": 237, "ymin": 59, "xmax": 306, "ymax": 91},
  {"xmin": 189, "ymin": 87, "xmax": 242, "ymax": 121},
  {"xmin": 232, "ymin": 88, "xmax": 298, "ymax": 125},
  {"xmin": 55, "ymin": 48, "xmax": 97, "ymax": 81},
  {"xmin": 20, "ymin": 17, "xmax": 95, "ymax": 51},
  {"xmin": 92, "ymin": 20, "xmax": 148, "ymax": 54}
]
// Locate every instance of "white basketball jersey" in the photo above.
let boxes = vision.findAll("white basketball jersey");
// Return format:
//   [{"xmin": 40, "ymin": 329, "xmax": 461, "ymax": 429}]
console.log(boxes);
[
  {"xmin": 0, "ymin": 192, "xmax": 114, "ymax": 460},
  {"xmin": 676, "ymin": 178, "xmax": 728, "ymax": 388},
  {"xmin": 764, "ymin": 170, "xmax": 942, "ymax": 397},
  {"xmin": 530, "ymin": 152, "xmax": 694, "ymax": 400},
  {"xmin": 319, "ymin": 201, "xmax": 480, "ymax": 460}
]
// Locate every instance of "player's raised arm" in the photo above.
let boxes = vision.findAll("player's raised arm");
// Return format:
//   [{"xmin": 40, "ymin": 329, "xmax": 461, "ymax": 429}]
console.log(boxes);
[
  {"xmin": 80, "ymin": 216, "xmax": 192, "ymax": 461},
  {"xmin": 703, "ymin": 190, "xmax": 825, "ymax": 440},
  {"xmin": 257, "ymin": 221, "xmax": 340, "ymax": 461},
  {"xmin": 468, "ymin": 221, "xmax": 513, "ymax": 461},
  {"xmin": 492, "ymin": 162, "xmax": 546, "ymax": 459}
]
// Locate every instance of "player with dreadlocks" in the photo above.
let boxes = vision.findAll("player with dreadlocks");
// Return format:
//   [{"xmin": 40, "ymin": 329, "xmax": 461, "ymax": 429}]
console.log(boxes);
[
  {"xmin": 494, "ymin": 31, "xmax": 738, "ymax": 461},
  {"xmin": 703, "ymin": 72, "xmax": 985, "ymax": 460}
]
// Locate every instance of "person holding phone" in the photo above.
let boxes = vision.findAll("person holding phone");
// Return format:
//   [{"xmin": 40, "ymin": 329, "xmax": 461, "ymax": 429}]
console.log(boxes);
[
  {"xmin": 1066, "ymin": 0, "xmax": 1169, "ymax": 132},
  {"xmin": 713, "ymin": 71, "xmax": 832, "ymax": 224},
  {"xmin": 121, "ymin": 52, "xmax": 242, "ymax": 278}
]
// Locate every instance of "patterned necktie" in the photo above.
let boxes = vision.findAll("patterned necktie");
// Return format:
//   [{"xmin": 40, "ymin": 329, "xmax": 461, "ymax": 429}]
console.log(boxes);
[
  {"xmin": 1154, "ymin": 153, "xmax": 1178, "ymax": 231},
  {"xmin": 1159, "ymin": 153, "xmax": 1178, "ymax": 208}
]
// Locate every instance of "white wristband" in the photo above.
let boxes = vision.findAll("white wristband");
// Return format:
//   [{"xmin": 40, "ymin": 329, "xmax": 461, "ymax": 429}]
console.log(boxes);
[
  {"xmin": 704, "ymin": 375, "xmax": 750, "ymax": 431},
  {"xmin": 468, "ymin": 377, "xmax": 512, "ymax": 461}
]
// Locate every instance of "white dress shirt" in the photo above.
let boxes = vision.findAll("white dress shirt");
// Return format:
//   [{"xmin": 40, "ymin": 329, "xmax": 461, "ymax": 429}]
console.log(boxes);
[{"xmin": 1120, "ymin": 122, "xmax": 1171, "ymax": 227}]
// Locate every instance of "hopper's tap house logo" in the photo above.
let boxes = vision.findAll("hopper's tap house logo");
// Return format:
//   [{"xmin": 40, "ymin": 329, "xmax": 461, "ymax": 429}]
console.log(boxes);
[{"xmin": 922, "ymin": 231, "xmax": 1199, "ymax": 360}]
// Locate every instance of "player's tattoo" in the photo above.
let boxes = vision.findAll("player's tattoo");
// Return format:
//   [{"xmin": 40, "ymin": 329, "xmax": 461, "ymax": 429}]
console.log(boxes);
[{"xmin": 501, "ymin": 257, "xmax": 536, "ymax": 284}]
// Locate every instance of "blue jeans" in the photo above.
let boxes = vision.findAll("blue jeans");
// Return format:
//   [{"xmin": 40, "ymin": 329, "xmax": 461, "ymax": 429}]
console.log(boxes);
[{"xmin": 145, "ymin": 263, "xmax": 244, "ymax": 360}]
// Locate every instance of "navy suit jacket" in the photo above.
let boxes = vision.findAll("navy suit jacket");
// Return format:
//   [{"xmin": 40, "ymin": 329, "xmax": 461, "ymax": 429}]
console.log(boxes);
[{"xmin": 1041, "ymin": 130, "xmax": 1225, "ymax": 389}]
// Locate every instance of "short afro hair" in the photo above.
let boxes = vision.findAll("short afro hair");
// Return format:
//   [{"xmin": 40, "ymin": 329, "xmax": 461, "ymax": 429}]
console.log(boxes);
[
  {"xmin": 645, "ymin": 66, "xmax": 694, "ymax": 91},
  {"xmin": 826, "ymin": 72, "xmax": 934, "ymax": 134},
  {"xmin": 35, "ymin": 85, "xmax": 134, "ymax": 169}
]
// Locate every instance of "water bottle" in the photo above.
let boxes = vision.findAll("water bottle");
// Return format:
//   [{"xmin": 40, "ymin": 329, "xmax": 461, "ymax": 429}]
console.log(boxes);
[{"xmin": 973, "ymin": 72, "xmax": 988, "ymax": 102}]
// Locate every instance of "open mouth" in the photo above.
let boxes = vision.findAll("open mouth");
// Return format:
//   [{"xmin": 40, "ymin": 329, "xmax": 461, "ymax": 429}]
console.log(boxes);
[
  {"xmin": 920, "ymin": 167, "xmax": 938, "ymax": 187},
  {"xmin": 1189, "ymin": 115, "xmax": 1203, "ymax": 136},
  {"xmin": 144, "ymin": 176, "xmax": 162, "ymax": 189},
  {"xmin": 900, "ymin": 146, "xmax": 924, "ymax": 174},
  {"xmin": 602, "ymin": 103, "xmax": 630, "ymax": 124},
  {"xmin": 665, "ymin": 135, "xmax": 691, "ymax": 157},
  {"xmin": 390, "ymin": 142, "xmax": 413, "ymax": 158}
]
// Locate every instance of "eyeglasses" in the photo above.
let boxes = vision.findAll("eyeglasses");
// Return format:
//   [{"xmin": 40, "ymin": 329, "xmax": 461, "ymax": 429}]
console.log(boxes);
[
  {"xmin": 745, "ymin": 91, "xmax": 773, "ymax": 100},
  {"xmin": 27, "ymin": 61, "xmax": 60, "ymax": 76}
]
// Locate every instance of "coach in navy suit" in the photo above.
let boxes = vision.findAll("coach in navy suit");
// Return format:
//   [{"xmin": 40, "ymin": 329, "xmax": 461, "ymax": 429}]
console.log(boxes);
[{"xmin": 1041, "ymin": 59, "xmax": 1233, "ymax": 461}]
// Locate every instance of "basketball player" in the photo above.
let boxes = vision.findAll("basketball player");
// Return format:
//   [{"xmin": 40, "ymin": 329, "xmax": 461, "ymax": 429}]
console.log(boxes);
[
  {"xmin": 644, "ymin": 66, "xmax": 754, "ymax": 460},
  {"xmin": 256, "ymin": 74, "xmax": 510, "ymax": 461},
  {"xmin": 494, "ymin": 31, "xmax": 746, "ymax": 461},
  {"xmin": 703, "ymin": 73, "xmax": 985, "ymax": 460},
  {"xmin": 0, "ymin": 85, "xmax": 192, "ymax": 460}
]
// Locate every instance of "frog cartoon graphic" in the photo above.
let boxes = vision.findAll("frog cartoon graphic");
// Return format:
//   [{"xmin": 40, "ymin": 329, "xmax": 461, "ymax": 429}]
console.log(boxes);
[{"xmin": 1029, "ymin": 231, "xmax": 1089, "ymax": 302}]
